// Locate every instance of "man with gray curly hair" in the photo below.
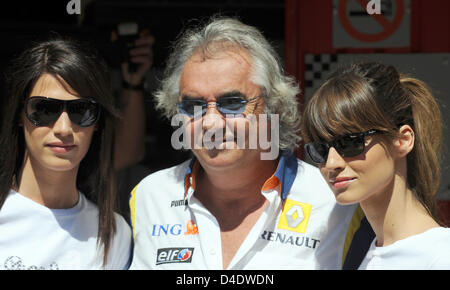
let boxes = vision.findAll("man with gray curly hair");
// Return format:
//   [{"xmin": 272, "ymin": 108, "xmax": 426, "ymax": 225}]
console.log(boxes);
[{"xmin": 129, "ymin": 16, "xmax": 361, "ymax": 270}]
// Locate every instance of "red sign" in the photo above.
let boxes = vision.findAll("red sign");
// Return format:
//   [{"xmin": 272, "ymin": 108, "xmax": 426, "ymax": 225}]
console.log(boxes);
[{"xmin": 338, "ymin": 0, "xmax": 405, "ymax": 42}]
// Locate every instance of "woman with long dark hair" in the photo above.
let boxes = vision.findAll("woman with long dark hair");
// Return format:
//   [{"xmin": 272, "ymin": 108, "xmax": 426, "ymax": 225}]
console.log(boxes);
[
  {"xmin": 0, "ymin": 37, "xmax": 131, "ymax": 269},
  {"xmin": 301, "ymin": 61, "xmax": 450, "ymax": 269}
]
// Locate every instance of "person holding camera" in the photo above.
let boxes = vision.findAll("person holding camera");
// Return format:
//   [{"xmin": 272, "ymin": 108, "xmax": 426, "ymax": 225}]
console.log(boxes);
[{"xmin": 114, "ymin": 29, "xmax": 155, "ymax": 170}]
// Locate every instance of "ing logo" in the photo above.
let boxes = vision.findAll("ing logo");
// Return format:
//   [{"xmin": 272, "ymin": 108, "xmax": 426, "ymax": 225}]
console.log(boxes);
[
  {"xmin": 184, "ymin": 220, "xmax": 198, "ymax": 235},
  {"xmin": 277, "ymin": 199, "xmax": 312, "ymax": 233}
]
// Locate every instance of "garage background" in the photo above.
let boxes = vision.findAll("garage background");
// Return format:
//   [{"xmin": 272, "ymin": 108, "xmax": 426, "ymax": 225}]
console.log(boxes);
[{"xmin": 0, "ymin": 0, "xmax": 448, "ymax": 224}]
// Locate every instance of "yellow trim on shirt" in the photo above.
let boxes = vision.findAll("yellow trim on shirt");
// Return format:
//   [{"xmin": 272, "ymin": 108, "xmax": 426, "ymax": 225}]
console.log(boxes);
[
  {"xmin": 129, "ymin": 185, "xmax": 138, "ymax": 239},
  {"xmin": 342, "ymin": 205, "xmax": 365, "ymax": 267}
]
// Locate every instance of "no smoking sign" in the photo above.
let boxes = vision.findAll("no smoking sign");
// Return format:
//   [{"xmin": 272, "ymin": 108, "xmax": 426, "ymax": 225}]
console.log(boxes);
[{"xmin": 333, "ymin": 0, "xmax": 410, "ymax": 48}]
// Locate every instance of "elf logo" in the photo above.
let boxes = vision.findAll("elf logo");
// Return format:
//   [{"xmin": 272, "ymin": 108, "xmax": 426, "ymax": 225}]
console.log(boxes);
[{"xmin": 156, "ymin": 247, "xmax": 194, "ymax": 265}]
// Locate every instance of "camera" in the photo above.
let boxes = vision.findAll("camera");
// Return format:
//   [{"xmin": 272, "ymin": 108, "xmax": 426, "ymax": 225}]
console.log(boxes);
[{"xmin": 117, "ymin": 22, "xmax": 139, "ymax": 73}]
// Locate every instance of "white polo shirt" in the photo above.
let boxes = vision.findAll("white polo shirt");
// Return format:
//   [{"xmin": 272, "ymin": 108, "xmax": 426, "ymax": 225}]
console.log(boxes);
[{"xmin": 129, "ymin": 153, "xmax": 358, "ymax": 269}]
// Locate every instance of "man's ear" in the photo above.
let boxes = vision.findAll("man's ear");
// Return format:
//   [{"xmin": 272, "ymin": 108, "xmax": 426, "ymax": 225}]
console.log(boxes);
[{"xmin": 392, "ymin": 125, "xmax": 415, "ymax": 158}]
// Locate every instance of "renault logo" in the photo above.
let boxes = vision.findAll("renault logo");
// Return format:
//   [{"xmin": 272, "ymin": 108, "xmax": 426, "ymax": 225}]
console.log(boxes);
[
  {"xmin": 277, "ymin": 199, "xmax": 312, "ymax": 233},
  {"xmin": 285, "ymin": 205, "xmax": 305, "ymax": 228}
]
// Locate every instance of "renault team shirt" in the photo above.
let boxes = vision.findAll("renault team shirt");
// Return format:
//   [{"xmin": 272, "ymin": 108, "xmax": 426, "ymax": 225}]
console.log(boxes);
[{"xmin": 129, "ymin": 153, "xmax": 358, "ymax": 269}]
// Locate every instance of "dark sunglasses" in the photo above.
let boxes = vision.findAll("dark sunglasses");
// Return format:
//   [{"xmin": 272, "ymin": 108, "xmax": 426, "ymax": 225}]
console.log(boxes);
[
  {"xmin": 177, "ymin": 96, "xmax": 259, "ymax": 117},
  {"xmin": 304, "ymin": 129, "xmax": 384, "ymax": 164},
  {"xmin": 24, "ymin": 96, "xmax": 101, "ymax": 127}
]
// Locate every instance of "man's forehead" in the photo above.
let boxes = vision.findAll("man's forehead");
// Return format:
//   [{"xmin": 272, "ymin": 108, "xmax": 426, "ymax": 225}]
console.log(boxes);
[
  {"xmin": 179, "ymin": 47, "xmax": 257, "ymax": 99},
  {"xmin": 185, "ymin": 45, "xmax": 252, "ymax": 67}
]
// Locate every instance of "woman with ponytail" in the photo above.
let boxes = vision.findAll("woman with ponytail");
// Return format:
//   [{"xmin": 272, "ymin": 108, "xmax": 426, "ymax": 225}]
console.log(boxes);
[{"xmin": 301, "ymin": 61, "xmax": 450, "ymax": 269}]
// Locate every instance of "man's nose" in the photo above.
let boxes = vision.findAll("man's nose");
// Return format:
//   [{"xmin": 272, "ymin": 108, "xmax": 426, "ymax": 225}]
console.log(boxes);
[
  {"xmin": 205, "ymin": 102, "xmax": 221, "ymax": 115},
  {"xmin": 202, "ymin": 103, "xmax": 225, "ymax": 131}
]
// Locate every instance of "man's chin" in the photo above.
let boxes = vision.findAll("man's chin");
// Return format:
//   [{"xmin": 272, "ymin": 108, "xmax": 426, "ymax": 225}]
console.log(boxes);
[
  {"xmin": 202, "ymin": 147, "xmax": 235, "ymax": 159},
  {"xmin": 193, "ymin": 148, "xmax": 244, "ymax": 168}
]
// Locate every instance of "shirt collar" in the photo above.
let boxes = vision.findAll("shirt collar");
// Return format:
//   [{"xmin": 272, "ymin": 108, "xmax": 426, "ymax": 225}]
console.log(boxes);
[{"xmin": 183, "ymin": 152, "xmax": 298, "ymax": 201}]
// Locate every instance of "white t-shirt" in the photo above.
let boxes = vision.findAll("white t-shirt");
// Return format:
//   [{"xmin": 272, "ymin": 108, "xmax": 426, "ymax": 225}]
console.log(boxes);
[
  {"xmin": 0, "ymin": 189, "xmax": 132, "ymax": 270},
  {"xmin": 358, "ymin": 227, "xmax": 450, "ymax": 270},
  {"xmin": 130, "ymin": 154, "xmax": 358, "ymax": 269}
]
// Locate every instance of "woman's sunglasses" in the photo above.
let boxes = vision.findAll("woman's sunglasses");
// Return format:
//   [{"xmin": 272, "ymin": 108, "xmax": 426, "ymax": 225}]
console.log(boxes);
[
  {"xmin": 304, "ymin": 129, "xmax": 384, "ymax": 164},
  {"xmin": 177, "ymin": 96, "xmax": 259, "ymax": 117},
  {"xmin": 24, "ymin": 96, "xmax": 101, "ymax": 127}
]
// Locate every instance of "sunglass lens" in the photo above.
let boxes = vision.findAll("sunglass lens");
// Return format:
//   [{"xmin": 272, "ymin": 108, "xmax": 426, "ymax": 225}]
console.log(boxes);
[
  {"xmin": 335, "ymin": 135, "xmax": 365, "ymax": 157},
  {"xmin": 26, "ymin": 98, "xmax": 62, "ymax": 126},
  {"xmin": 178, "ymin": 100, "xmax": 206, "ymax": 117},
  {"xmin": 306, "ymin": 142, "xmax": 328, "ymax": 163},
  {"xmin": 217, "ymin": 97, "xmax": 245, "ymax": 114},
  {"xmin": 67, "ymin": 100, "xmax": 100, "ymax": 127}
]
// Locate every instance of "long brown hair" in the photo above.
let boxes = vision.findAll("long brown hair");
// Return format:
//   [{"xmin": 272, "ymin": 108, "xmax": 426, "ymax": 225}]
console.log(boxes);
[
  {"xmin": 0, "ymin": 37, "xmax": 120, "ymax": 265},
  {"xmin": 301, "ymin": 61, "xmax": 442, "ymax": 222}
]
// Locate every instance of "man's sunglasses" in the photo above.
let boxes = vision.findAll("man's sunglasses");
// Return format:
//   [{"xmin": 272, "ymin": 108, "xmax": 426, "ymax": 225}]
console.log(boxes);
[
  {"xmin": 304, "ymin": 129, "xmax": 384, "ymax": 164},
  {"xmin": 177, "ymin": 96, "xmax": 259, "ymax": 117},
  {"xmin": 24, "ymin": 96, "xmax": 101, "ymax": 127}
]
